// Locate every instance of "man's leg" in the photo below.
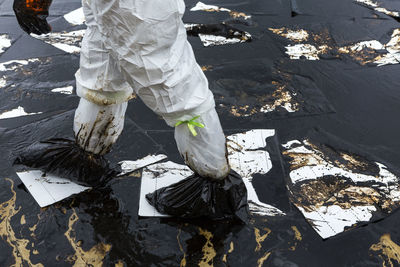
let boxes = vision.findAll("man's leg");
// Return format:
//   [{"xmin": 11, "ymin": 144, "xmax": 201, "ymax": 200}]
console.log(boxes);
[
  {"xmin": 73, "ymin": 0, "xmax": 133, "ymax": 155},
  {"xmin": 15, "ymin": 1, "xmax": 132, "ymax": 187},
  {"xmin": 83, "ymin": 0, "xmax": 248, "ymax": 221},
  {"xmin": 84, "ymin": 0, "xmax": 230, "ymax": 179}
]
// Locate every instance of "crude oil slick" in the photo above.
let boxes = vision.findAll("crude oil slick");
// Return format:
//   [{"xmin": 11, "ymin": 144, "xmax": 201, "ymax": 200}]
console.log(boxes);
[{"xmin": 1, "ymin": 0, "xmax": 400, "ymax": 266}]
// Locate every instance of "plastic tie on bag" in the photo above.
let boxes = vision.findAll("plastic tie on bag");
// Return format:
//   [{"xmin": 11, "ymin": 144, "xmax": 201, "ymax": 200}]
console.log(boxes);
[{"xmin": 174, "ymin": 115, "xmax": 205, "ymax": 136}]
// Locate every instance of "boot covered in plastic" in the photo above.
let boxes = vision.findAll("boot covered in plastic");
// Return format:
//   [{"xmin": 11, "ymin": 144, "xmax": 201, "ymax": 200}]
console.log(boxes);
[
  {"xmin": 14, "ymin": 99, "xmax": 126, "ymax": 187},
  {"xmin": 146, "ymin": 108, "xmax": 249, "ymax": 223},
  {"xmin": 146, "ymin": 170, "xmax": 249, "ymax": 222},
  {"xmin": 14, "ymin": 138, "xmax": 119, "ymax": 187}
]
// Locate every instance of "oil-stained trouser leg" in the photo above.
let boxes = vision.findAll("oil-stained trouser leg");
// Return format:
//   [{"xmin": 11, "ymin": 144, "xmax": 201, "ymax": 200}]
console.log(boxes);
[{"xmin": 74, "ymin": 0, "xmax": 132, "ymax": 155}]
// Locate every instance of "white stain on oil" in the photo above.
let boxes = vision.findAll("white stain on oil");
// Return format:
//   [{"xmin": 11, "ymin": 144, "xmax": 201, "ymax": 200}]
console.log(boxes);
[
  {"xmin": 64, "ymin": 7, "xmax": 85, "ymax": 26},
  {"xmin": 374, "ymin": 29, "xmax": 400, "ymax": 66},
  {"xmin": 285, "ymin": 44, "xmax": 328, "ymax": 60},
  {"xmin": 284, "ymin": 140, "xmax": 398, "ymax": 185},
  {"xmin": 0, "ymin": 106, "xmax": 43, "ymax": 120},
  {"xmin": 227, "ymin": 130, "xmax": 285, "ymax": 216},
  {"xmin": 191, "ymin": 2, "xmax": 231, "ymax": 12},
  {"xmin": 271, "ymin": 26, "xmax": 400, "ymax": 66},
  {"xmin": 0, "ymin": 58, "xmax": 40, "ymax": 72},
  {"xmin": 0, "ymin": 34, "xmax": 12, "ymax": 54},
  {"xmin": 269, "ymin": 28, "xmax": 309, "ymax": 42},
  {"xmin": 185, "ymin": 24, "xmax": 251, "ymax": 47},
  {"xmin": 191, "ymin": 2, "xmax": 251, "ymax": 19},
  {"xmin": 198, "ymin": 32, "xmax": 251, "ymax": 47},
  {"xmin": 0, "ymin": 77, "xmax": 6, "ymax": 88},
  {"xmin": 355, "ymin": 0, "xmax": 400, "ymax": 18},
  {"xmin": 298, "ymin": 204, "xmax": 376, "ymax": 239},
  {"xmin": 51, "ymin": 86, "xmax": 74, "ymax": 95},
  {"xmin": 339, "ymin": 40, "xmax": 384, "ymax": 52},
  {"xmin": 31, "ymin": 30, "xmax": 85, "ymax": 54},
  {"xmin": 283, "ymin": 140, "xmax": 400, "ymax": 239},
  {"xmin": 260, "ymin": 82, "xmax": 299, "ymax": 113},
  {"xmin": 119, "ymin": 154, "xmax": 168, "ymax": 176}
]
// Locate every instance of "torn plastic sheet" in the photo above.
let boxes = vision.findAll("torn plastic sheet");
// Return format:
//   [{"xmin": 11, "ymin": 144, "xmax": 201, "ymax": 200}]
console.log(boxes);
[
  {"xmin": 118, "ymin": 154, "xmax": 168, "ymax": 176},
  {"xmin": 190, "ymin": 1, "xmax": 251, "ymax": 20},
  {"xmin": 51, "ymin": 86, "xmax": 73, "ymax": 95},
  {"xmin": 373, "ymin": 29, "xmax": 400, "ymax": 66},
  {"xmin": 63, "ymin": 7, "xmax": 85, "ymax": 26},
  {"xmin": 0, "ymin": 33, "xmax": 11, "ymax": 54},
  {"xmin": 139, "ymin": 129, "xmax": 285, "ymax": 218},
  {"xmin": 28, "ymin": 7, "xmax": 85, "ymax": 53},
  {"xmin": 0, "ymin": 57, "xmax": 58, "ymax": 86},
  {"xmin": 284, "ymin": 44, "xmax": 328, "ymax": 60},
  {"xmin": 0, "ymin": 58, "xmax": 40, "ymax": 72},
  {"xmin": 270, "ymin": 26, "xmax": 400, "ymax": 66},
  {"xmin": 269, "ymin": 28, "xmax": 309, "ymax": 42},
  {"xmin": 185, "ymin": 23, "xmax": 252, "ymax": 47},
  {"xmin": 198, "ymin": 33, "xmax": 250, "ymax": 47},
  {"xmin": 0, "ymin": 106, "xmax": 42, "ymax": 120},
  {"xmin": 282, "ymin": 130, "xmax": 400, "ymax": 239},
  {"xmin": 355, "ymin": 0, "xmax": 400, "ymax": 20},
  {"xmin": 227, "ymin": 129, "xmax": 286, "ymax": 216},
  {"xmin": 31, "ymin": 30, "xmax": 85, "ymax": 54}
]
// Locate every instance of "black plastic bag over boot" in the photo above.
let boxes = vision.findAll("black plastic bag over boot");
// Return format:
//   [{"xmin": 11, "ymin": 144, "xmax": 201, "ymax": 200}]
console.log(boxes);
[
  {"xmin": 146, "ymin": 170, "xmax": 249, "ymax": 223},
  {"xmin": 13, "ymin": 138, "xmax": 119, "ymax": 187}
]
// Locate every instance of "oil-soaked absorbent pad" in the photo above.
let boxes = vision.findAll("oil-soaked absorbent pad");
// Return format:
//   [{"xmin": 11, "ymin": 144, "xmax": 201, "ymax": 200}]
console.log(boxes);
[
  {"xmin": 139, "ymin": 129, "xmax": 286, "ymax": 217},
  {"xmin": 16, "ymin": 170, "xmax": 89, "ymax": 208},
  {"xmin": 282, "ymin": 130, "xmax": 400, "ymax": 239},
  {"xmin": 16, "ymin": 154, "xmax": 168, "ymax": 208}
]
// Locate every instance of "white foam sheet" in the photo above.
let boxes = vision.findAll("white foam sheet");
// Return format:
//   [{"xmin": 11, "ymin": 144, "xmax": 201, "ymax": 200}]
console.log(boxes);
[
  {"xmin": 16, "ymin": 170, "xmax": 90, "ymax": 208},
  {"xmin": 139, "ymin": 129, "xmax": 285, "ymax": 217}
]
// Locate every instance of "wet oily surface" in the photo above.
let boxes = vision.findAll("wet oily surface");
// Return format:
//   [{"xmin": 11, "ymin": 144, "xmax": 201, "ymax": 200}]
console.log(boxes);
[
  {"xmin": 1, "ymin": 0, "xmax": 400, "ymax": 266},
  {"xmin": 282, "ymin": 130, "xmax": 400, "ymax": 239}
]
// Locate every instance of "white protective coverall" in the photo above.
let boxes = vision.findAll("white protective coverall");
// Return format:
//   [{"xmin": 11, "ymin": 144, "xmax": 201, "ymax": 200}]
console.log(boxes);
[{"xmin": 73, "ymin": 0, "xmax": 230, "ymax": 179}]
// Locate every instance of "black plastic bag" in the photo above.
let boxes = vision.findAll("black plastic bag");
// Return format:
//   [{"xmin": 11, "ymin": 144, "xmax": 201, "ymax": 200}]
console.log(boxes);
[
  {"xmin": 146, "ymin": 170, "xmax": 249, "ymax": 223},
  {"xmin": 14, "ymin": 138, "xmax": 119, "ymax": 187}
]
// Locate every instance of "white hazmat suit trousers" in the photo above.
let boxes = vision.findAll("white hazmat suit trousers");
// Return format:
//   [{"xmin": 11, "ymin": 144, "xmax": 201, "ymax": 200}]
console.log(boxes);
[{"xmin": 73, "ymin": 0, "xmax": 230, "ymax": 179}]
